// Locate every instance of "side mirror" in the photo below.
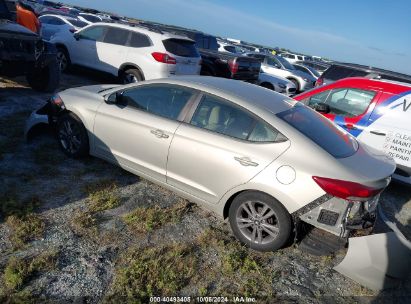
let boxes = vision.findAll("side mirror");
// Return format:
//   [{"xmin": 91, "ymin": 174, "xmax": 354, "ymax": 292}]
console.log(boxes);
[
  {"xmin": 73, "ymin": 33, "xmax": 80, "ymax": 40},
  {"xmin": 314, "ymin": 102, "xmax": 330, "ymax": 114}
]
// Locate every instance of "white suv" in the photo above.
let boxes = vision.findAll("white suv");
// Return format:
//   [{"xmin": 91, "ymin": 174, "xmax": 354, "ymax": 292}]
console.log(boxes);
[{"xmin": 50, "ymin": 23, "xmax": 202, "ymax": 83}]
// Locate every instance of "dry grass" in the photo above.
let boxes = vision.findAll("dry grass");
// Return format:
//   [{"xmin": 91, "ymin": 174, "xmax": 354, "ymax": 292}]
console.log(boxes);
[
  {"xmin": 123, "ymin": 200, "xmax": 192, "ymax": 233},
  {"xmin": 6, "ymin": 214, "xmax": 45, "ymax": 250},
  {"xmin": 0, "ymin": 251, "xmax": 58, "ymax": 299}
]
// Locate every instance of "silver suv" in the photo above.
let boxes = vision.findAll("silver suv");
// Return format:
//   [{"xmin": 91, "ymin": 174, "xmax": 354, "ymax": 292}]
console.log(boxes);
[{"xmin": 51, "ymin": 23, "xmax": 202, "ymax": 83}]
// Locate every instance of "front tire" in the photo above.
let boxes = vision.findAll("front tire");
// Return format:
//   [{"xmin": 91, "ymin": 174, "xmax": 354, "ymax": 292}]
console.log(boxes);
[
  {"xmin": 289, "ymin": 78, "xmax": 300, "ymax": 92},
  {"xmin": 57, "ymin": 113, "xmax": 89, "ymax": 158},
  {"xmin": 229, "ymin": 191, "xmax": 292, "ymax": 252}
]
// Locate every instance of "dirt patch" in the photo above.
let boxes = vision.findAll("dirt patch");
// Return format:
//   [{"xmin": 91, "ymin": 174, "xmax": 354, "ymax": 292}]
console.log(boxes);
[{"xmin": 1, "ymin": 73, "xmax": 410, "ymax": 303}]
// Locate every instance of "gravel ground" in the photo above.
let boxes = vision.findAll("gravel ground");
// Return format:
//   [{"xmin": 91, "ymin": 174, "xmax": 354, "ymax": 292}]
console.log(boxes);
[{"xmin": 0, "ymin": 72, "xmax": 410, "ymax": 303}]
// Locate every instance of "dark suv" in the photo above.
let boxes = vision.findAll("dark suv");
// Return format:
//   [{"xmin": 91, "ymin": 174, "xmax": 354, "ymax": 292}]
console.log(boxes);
[
  {"xmin": 0, "ymin": 0, "xmax": 59, "ymax": 92},
  {"xmin": 317, "ymin": 62, "xmax": 411, "ymax": 87}
]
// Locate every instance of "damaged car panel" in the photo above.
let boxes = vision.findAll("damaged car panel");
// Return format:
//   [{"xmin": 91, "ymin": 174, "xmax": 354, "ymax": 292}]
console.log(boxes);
[{"xmin": 25, "ymin": 76, "xmax": 396, "ymax": 252}]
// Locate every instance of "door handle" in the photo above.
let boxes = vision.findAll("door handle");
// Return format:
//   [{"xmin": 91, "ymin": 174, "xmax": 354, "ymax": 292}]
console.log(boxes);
[
  {"xmin": 150, "ymin": 129, "xmax": 169, "ymax": 139},
  {"xmin": 234, "ymin": 157, "xmax": 259, "ymax": 167},
  {"xmin": 370, "ymin": 130, "xmax": 387, "ymax": 136}
]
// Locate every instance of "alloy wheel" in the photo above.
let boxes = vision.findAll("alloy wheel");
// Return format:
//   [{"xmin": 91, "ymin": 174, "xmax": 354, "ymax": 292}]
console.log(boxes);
[
  {"xmin": 235, "ymin": 200, "xmax": 280, "ymax": 245},
  {"xmin": 58, "ymin": 119, "xmax": 82, "ymax": 155}
]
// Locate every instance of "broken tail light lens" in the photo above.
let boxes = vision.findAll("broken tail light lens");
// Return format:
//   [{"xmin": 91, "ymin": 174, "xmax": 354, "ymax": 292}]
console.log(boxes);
[{"xmin": 312, "ymin": 176, "xmax": 383, "ymax": 201}]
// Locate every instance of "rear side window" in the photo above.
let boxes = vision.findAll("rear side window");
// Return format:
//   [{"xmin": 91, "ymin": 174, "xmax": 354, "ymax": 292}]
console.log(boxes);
[
  {"xmin": 191, "ymin": 95, "xmax": 280, "ymax": 142},
  {"xmin": 327, "ymin": 88, "xmax": 376, "ymax": 117},
  {"xmin": 129, "ymin": 32, "xmax": 151, "ymax": 47},
  {"xmin": 163, "ymin": 39, "xmax": 200, "ymax": 57},
  {"xmin": 80, "ymin": 14, "xmax": 101, "ymax": 23},
  {"xmin": 104, "ymin": 27, "xmax": 130, "ymax": 45},
  {"xmin": 323, "ymin": 66, "xmax": 368, "ymax": 81},
  {"xmin": 277, "ymin": 104, "xmax": 358, "ymax": 158},
  {"xmin": 49, "ymin": 17, "xmax": 65, "ymax": 25}
]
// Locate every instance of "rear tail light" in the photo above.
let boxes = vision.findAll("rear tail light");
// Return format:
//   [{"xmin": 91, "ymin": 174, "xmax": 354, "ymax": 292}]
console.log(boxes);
[
  {"xmin": 315, "ymin": 77, "xmax": 324, "ymax": 87},
  {"xmin": 151, "ymin": 52, "xmax": 176, "ymax": 64},
  {"xmin": 228, "ymin": 59, "xmax": 239, "ymax": 74},
  {"xmin": 50, "ymin": 94, "xmax": 65, "ymax": 109},
  {"xmin": 312, "ymin": 176, "xmax": 383, "ymax": 201},
  {"xmin": 69, "ymin": 28, "xmax": 76, "ymax": 33}
]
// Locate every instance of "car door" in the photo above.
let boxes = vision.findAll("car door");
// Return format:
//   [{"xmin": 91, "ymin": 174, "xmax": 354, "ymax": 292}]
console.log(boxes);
[
  {"xmin": 358, "ymin": 91, "xmax": 411, "ymax": 170},
  {"xmin": 93, "ymin": 84, "xmax": 196, "ymax": 183},
  {"xmin": 303, "ymin": 87, "xmax": 380, "ymax": 136},
  {"xmin": 69, "ymin": 25, "xmax": 107, "ymax": 67},
  {"xmin": 166, "ymin": 94, "xmax": 290, "ymax": 204},
  {"xmin": 95, "ymin": 26, "xmax": 131, "ymax": 75}
]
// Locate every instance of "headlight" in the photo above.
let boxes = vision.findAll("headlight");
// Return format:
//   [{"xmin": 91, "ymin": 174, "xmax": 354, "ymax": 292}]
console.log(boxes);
[{"xmin": 278, "ymin": 83, "xmax": 286, "ymax": 89}]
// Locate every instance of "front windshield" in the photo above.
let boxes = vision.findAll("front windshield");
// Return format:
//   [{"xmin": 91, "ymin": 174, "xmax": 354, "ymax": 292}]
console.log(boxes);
[
  {"xmin": 306, "ymin": 66, "xmax": 321, "ymax": 77},
  {"xmin": 276, "ymin": 56, "xmax": 295, "ymax": 70}
]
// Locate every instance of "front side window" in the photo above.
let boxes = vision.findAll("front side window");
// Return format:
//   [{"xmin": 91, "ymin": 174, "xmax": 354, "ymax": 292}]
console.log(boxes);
[
  {"xmin": 191, "ymin": 95, "xmax": 280, "ymax": 142},
  {"xmin": 78, "ymin": 26, "xmax": 106, "ymax": 41},
  {"xmin": 266, "ymin": 56, "xmax": 281, "ymax": 68},
  {"xmin": 277, "ymin": 104, "xmax": 358, "ymax": 158},
  {"xmin": 307, "ymin": 88, "xmax": 376, "ymax": 117},
  {"xmin": 120, "ymin": 85, "xmax": 194, "ymax": 120},
  {"xmin": 103, "ymin": 27, "xmax": 130, "ymax": 45}
]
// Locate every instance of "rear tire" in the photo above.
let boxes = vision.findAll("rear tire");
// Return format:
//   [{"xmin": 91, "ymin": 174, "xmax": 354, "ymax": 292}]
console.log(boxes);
[
  {"xmin": 229, "ymin": 191, "xmax": 292, "ymax": 252},
  {"xmin": 121, "ymin": 68, "xmax": 143, "ymax": 84},
  {"xmin": 57, "ymin": 113, "xmax": 89, "ymax": 158},
  {"xmin": 26, "ymin": 59, "xmax": 60, "ymax": 93}
]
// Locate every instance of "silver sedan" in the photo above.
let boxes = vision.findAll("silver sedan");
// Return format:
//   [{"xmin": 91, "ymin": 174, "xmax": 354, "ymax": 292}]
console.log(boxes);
[{"xmin": 27, "ymin": 76, "xmax": 396, "ymax": 251}]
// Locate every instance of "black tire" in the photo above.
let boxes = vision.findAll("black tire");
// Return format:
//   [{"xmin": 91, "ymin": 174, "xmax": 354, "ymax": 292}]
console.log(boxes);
[
  {"xmin": 26, "ymin": 59, "xmax": 60, "ymax": 93},
  {"xmin": 229, "ymin": 191, "xmax": 292, "ymax": 252},
  {"xmin": 260, "ymin": 82, "xmax": 274, "ymax": 90},
  {"xmin": 289, "ymin": 78, "xmax": 300, "ymax": 92},
  {"xmin": 56, "ymin": 113, "xmax": 89, "ymax": 158},
  {"xmin": 121, "ymin": 68, "xmax": 143, "ymax": 84},
  {"xmin": 56, "ymin": 47, "xmax": 71, "ymax": 72}
]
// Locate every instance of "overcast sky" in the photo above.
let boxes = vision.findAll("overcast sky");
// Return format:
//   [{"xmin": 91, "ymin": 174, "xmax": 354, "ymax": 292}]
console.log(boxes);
[{"xmin": 63, "ymin": 0, "xmax": 411, "ymax": 75}]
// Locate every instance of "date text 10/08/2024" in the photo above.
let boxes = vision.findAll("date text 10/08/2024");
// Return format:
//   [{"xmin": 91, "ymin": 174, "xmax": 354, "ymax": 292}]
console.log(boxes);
[{"xmin": 149, "ymin": 296, "xmax": 257, "ymax": 303}]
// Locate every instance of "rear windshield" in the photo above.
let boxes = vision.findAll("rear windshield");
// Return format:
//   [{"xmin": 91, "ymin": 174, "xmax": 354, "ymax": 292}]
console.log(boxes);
[
  {"xmin": 70, "ymin": 19, "xmax": 88, "ymax": 28},
  {"xmin": 277, "ymin": 104, "xmax": 358, "ymax": 158},
  {"xmin": 81, "ymin": 14, "xmax": 101, "ymax": 23},
  {"xmin": 323, "ymin": 66, "xmax": 368, "ymax": 81},
  {"xmin": 163, "ymin": 39, "xmax": 200, "ymax": 58}
]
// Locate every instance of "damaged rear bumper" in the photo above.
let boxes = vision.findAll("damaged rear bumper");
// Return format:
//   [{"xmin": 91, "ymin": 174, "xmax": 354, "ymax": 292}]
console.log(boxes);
[{"xmin": 296, "ymin": 194, "xmax": 379, "ymax": 238}]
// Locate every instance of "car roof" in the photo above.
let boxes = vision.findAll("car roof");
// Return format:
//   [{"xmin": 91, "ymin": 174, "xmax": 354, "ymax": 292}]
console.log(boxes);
[
  {"xmin": 333, "ymin": 77, "xmax": 411, "ymax": 91},
  {"xmin": 83, "ymin": 22, "xmax": 195, "ymax": 41},
  {"xmin": 39, "ymin": 14, "xmax": 77, "ymax": 22},
  {"xmin": 150, "ymin": 76, "xmax": 296, "ymax": 114}
]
